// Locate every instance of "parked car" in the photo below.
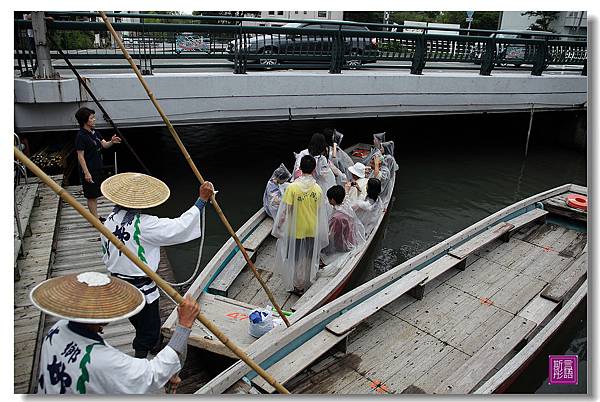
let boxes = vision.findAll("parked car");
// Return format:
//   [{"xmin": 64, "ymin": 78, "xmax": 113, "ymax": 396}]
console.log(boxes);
[
  {"xmin": 227, "ymin": 21, "xmax": 378, "ymax": 67},
  {"xmin": 471, "ymin": 30, "xmax": 553, "ymax": 67},
  {"xmin": 176, "ymin": 34, "xmax": 210, "ymax": 54},
  {"xmin": 497, "ymin": 30, "xmax": 553, "ymax": 67}
]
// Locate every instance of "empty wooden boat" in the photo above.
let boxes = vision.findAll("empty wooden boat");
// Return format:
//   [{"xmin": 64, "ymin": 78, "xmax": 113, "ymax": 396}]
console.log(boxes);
[{"xmin": 197, "ymin": 183, "xmax": 587, "ymax": 394}]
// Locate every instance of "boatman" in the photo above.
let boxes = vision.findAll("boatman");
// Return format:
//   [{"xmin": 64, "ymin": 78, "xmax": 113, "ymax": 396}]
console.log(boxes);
[
  {"xmin": 31, "ymin": 271, "xmax": 200, "ymax": 394},
  {"xmin": 99, "ymin": 172, "xmax": 214, "ymax": 358}
]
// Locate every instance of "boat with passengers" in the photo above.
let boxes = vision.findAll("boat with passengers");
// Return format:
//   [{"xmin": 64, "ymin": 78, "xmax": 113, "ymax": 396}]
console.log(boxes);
[{"xmin": 161, "ymin": 141, "xmax": 399, "ymax": 358}]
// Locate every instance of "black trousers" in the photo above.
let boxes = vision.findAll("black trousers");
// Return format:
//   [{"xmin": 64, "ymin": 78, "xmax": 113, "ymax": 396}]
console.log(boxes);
[{"xmin": 129, "ymin": 299, "xmax": 160, "ymax": 357}]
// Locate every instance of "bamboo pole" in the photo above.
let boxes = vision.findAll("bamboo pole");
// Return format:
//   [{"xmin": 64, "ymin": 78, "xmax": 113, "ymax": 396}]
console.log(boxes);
[
  {"xmin": 98, "ymin": 11, "xmax": 291, "ymax": 328},
  {"xmin": 14, "ymin": 147, "xmax": 290, "ymax": 394}
]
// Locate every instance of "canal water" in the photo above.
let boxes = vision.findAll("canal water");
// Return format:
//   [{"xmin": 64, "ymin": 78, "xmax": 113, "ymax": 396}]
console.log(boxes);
[{"xmin": 68, "ymin": 110, "xmax": 587, "ymax": 393}]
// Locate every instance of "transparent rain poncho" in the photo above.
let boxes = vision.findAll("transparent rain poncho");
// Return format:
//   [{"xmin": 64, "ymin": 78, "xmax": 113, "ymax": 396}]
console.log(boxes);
[
  {"xmin": 293, "ymin": 150, "xmax": 338, "ymax": 195},
  {"xmin": 380, "ymin": 141, "xmax": 399, "ymax": 203},
  {"xmin": 263, "ymin": 163, "xmax": 292, "ymax": 218},
  {"xmin": 361, "ymin": 150, "xmax": 392, "ymax": 204},
  {"xmin": 352, "ymin": 195, "xmax": 384, "ymax": 237},
  {"xmin": 321, "ymin": 199, "xmax": 366, "ymax": 264},
  {"xmin": 373, "ymin": 132, "xmax": 386, "ymax": 151},
  {"xmin": 271, "ymin": 175, "xmax": 330, "ymax": 292},
  {"xmin": 329, "ymin": 130, "xmax": 355, "ymax": 184}
]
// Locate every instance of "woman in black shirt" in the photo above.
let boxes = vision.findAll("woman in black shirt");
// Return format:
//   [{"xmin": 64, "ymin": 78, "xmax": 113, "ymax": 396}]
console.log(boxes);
[{"xmin": 74, "ymin": 107, "xmax": 121, "ymax": 220}]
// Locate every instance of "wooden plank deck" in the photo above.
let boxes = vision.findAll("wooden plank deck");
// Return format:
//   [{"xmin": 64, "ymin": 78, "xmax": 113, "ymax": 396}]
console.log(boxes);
[
  {"xmin": 208, "ymin": 217, "xmax": 273, "ymax": 297},
  {"xmin": 14, "ymin": 183, "xmax": 40, "ymax": 272},
  {"xmin": 543, "ymin": 192, "xmax": 587, "ymax": 222},
  {"xmin": 15, "ymin": 183, "xmax": 179, "ymax": 394},
  {"xmin": 287, "ymin": 217, "xmax": 587, "ymax": 394},
  {"xmin": 14, "ymin": 176, "xmax": 61, "ymax": 394}
]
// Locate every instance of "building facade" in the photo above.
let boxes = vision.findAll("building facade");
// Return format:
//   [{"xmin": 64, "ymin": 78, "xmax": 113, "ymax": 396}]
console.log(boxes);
[
  {"xmin": 244, "ymin": 11, "xmax": 345, "ymax": 26},
  {"xmin": 499, "ymin": 11, "xmax": 587, "ymax": 36}
]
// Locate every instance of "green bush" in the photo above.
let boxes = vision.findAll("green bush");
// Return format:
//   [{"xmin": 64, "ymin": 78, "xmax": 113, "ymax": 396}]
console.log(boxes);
[{"xmin": 50, "ymin": 31, "xmax": 95, "ymax": 50}]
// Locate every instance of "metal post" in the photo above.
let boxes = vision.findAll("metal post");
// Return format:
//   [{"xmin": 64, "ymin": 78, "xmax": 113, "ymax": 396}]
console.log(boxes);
[
  {"xmin": 525, "ymin": 104, "xmax": 534, "ymax": 156},
  {"xmin": 531, "ymin": 38, "xmax": 548, "ymax": 76},
  {"xmin": 31, "ymin": 12, "xmax": 58, "ymax": 79},
  {"xmin": 480, "ymin": 36, "xmax": 496, "ymax": 76},
  {"xmin": 410, "ymin": 33, "xmax": 426, "ymax": 75}
]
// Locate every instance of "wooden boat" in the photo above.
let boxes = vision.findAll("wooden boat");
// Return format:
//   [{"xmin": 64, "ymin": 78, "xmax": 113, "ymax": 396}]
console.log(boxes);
[
  {"xmin": 161, "ymin": 143, "xmax": 397, "ymax": 358},
  {"xmin": 197, "ymin": 183, "xmax": 587, "ymax": 394}
]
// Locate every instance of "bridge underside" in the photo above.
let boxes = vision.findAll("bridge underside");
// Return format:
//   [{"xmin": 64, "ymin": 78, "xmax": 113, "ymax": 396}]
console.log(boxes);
[{"xmin": 14, "ymin": 71, "xmax": 587, "ymax": 133}]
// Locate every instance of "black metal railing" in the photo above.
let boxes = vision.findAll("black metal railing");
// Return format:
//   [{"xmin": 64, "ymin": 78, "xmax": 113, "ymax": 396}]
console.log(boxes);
[{"xmin": 14, "ymin": 12, "xmax": 587, "ymax": 77}]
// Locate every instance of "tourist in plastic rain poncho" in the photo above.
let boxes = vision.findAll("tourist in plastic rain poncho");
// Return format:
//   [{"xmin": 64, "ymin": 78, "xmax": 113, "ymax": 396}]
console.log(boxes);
[
  {"xmin": 263, "ymin": 163, "xmax": 291, "ymax": 218},
  {"xmin": 30, "ymin": 271, "xmax": 199, "ymax": 394},
  {"xmin": 379, "ymin": 141, "xmax": 399, "ymax": 203},
  {"xmin": 272, "ymin": 155, "xmax": 329, "ymax": 295},
  {"xmin": 321, "ymin": 185, "xmax": 366, "ymax": 265},
  {"xmin": 351, "ymin": 177, "xmax": 385, "ymax": 237},
  {"xmin": 293, "ymin": 132, "xmax": 342, "ymax": 195}
]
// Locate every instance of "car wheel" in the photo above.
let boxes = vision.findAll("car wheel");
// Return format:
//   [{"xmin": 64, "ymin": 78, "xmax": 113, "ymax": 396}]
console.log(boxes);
[
  {"xmin": 259, "ymin": 48, "xmax": 278, "ymax": 67},
  {"xmin": 346, "ymin": 49, "xmax": 362, "ymax": 69}
]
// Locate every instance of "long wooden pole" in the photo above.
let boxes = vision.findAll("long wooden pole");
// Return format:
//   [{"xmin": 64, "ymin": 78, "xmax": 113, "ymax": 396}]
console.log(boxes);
[
  {"xmin": 14, "ymin": 147, "xmax": 289, "ymax": 394},
  {"xmin": 98, "ymin": 12, "xmax": 291, "ymax": 328}
]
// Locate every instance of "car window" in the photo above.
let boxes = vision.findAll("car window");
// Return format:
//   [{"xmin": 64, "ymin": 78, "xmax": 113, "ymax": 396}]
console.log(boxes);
[
  {"xmin": 304, "ymin": 24, "xmax": 323, "ymax": 29},
  {"xmin": 343, "ymin": 25, "xmax": 368, "ymax": 31},
  {"xmin": 282, "ymin": 23, "xmax": 304, "ymax": 28},
  {"xmin": 319, "ymin": 24, "xmax": 340, "ymax": 30}
]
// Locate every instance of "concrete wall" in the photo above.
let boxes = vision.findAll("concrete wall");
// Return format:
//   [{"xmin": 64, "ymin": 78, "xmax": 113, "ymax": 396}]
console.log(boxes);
[{"xmin": 14, "ymin": 71, "xmax": 587, "ymax": 133}]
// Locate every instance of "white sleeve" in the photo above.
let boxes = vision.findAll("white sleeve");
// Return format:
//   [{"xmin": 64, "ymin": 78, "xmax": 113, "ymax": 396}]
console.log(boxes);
[
  {"xmin": 94, "ymin": 346, "xmax": 181, "ymax": 394},
  {"xmin": 143, "ymin": 204, "xmax": 203, "ymax": 247}
]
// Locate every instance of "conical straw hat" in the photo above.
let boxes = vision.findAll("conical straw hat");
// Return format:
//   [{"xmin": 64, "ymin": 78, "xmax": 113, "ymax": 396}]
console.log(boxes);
[
  {"xmin": 30, "ymin": 272, "xmax": 145, "ymax": 323},
  {"xmin": 101, "ymin": 172, "xmax": 170, "ymax": 209}
]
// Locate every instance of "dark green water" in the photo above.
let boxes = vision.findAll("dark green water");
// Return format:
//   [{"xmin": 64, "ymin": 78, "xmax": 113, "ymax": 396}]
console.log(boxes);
[{"xmin": 70, "ymin": 110, "xmax": 588, "ymax": 393}]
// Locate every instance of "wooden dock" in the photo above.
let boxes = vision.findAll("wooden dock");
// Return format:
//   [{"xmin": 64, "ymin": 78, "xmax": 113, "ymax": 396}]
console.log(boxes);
[
  {"xmin": 14, "ymin": 182, "xmax": 180, "ymax": 394},
  {"xmin": 14, "ymin": 177, "xmax": 61, "ymax": 393},
  {"xmin": 284, "ymin": 217, "xmax": 587, "ymax": 394}
]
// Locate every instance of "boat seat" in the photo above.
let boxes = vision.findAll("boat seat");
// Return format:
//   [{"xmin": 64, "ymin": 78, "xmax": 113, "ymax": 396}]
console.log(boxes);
[
  {"xmin": 541, "ymin": 246, "xmax": 587, "ymax": 303},
  {"xmin": 504, "ymin": 208, "xmax": 548, "ymax": 239},
  {"xmin": 448, "ymin": 222, "xmax": 514, "ymax": 261},
  {"xmin": 326, "ymin": 270, "xmax": 428, "ymax": 336},
  {"xmin": 251, "ymin": 328, "xmax": 350, "ymax": 393},
  {"xmin": 208, "ymin": 218, "xmax": 273, "ymax": 297},
  {"xmin": 432, "ymin": 316, "xmax": 536, "ymax": 394},
  {"xmin": 409, "ymin": 254, "xmax": 463, "ymax": 300}
]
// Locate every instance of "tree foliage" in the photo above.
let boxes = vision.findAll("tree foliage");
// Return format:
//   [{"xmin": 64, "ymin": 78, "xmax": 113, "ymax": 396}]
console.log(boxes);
[
  {"xmin": 521, "ymin": 11, "xmax": 559, "ymax": 32},
  {"xmin": 344, "ymin": 11, "xmax": 500, "ymax": 32}
]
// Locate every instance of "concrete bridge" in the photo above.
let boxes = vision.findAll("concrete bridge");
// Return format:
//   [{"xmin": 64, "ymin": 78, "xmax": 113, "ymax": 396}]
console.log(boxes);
[{"xmin": 14, "ymin": 69, "xmax": 587, "ymax": 133}]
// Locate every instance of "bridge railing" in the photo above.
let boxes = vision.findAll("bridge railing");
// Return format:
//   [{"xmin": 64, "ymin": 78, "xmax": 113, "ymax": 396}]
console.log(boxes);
[{"xmin": 14, "ymin": 12, "xmax": 587, "ymax": 77}]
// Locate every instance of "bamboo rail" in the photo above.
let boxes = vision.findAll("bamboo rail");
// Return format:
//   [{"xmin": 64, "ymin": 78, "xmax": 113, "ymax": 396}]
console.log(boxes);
[
  {"xmin": 14, "ymin": 147, "xmax": 290, "ymax": 394},
  {"xmin": 98, "ymin": 11, "xmax": 291, "ymax": 328}
]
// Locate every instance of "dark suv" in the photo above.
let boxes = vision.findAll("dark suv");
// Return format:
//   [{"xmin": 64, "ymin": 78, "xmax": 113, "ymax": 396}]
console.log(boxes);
[{"xmin": 227, "ymin": 21, "xmax": 378, "ymax": 67}]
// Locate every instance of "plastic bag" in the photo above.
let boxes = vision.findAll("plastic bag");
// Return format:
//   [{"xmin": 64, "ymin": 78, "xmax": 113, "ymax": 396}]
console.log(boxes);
[{"xmin": 248, "ymin": 308, "xmax": 274, "ymax": 338}]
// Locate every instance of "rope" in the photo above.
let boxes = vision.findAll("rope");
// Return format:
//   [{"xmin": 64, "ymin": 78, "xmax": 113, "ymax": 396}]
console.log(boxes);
[{"xmin": 165, "ymin": 207, "xmax": 206, "ymax": 287}]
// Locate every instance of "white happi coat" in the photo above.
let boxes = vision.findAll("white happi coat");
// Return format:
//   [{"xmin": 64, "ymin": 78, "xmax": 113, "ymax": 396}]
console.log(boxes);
[
  {"xmin": 36, "ymin": 320, "xmax": 180, "ymax": 394},
  {"xmin": 101, "ymin": 202, "xmax": 203, "ymax": 303}
]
